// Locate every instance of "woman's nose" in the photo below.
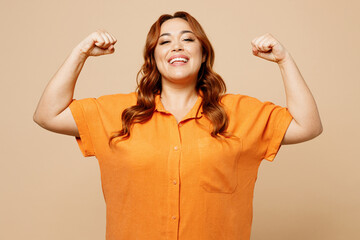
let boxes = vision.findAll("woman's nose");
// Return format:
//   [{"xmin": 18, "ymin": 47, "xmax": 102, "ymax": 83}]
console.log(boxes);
[{"xmin": 171, "ymin": 40, "xmax": 183, "ymax": 51}]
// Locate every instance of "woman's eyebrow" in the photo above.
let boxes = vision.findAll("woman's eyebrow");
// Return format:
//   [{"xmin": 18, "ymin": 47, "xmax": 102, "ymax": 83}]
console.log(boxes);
[{"xmin": 159, "ymin": 30, "xmax": 194, "ymax": 38}]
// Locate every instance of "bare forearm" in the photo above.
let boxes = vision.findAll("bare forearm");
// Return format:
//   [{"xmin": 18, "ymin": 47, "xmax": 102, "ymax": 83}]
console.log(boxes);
[
  {"xmin": 33, "ymin": 47, "xmax": 88, "ymax": 123},
  {"xmin": 278, "ymin": 53, "xmax": 323, "ymax": 133}
]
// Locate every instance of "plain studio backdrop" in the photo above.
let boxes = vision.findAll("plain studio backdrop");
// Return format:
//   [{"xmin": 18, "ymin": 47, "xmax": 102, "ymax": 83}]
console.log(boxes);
[{"xmin": 1, "ymin": 0, "xmax": 359, "ymax": 239}]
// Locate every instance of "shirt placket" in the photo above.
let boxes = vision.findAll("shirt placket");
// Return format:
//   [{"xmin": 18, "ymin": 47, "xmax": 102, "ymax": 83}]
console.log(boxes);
[
  {"xmin": 166, "ymin": 117, "xmax": 183, "ymax": 240},
  {"xmin": 154, "ymin": 92, "xmax": 203, "ymax": 240}
]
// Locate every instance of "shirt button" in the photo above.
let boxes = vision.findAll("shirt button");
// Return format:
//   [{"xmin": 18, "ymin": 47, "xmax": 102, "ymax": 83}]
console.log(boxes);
[
  {"xmin": 172, "ymin": 216, "xmax": 177, "ymax": 220},
  {"xmin": 174, "ymin": 146, "xmax": 179, "ymax": 151},
  {"xmin": 173, "ymin": 180, "xmax": 177, "ymax": 185},
  {"xmin": 178, "ymin": 123, "xmax": 183, "ymax": 127}
]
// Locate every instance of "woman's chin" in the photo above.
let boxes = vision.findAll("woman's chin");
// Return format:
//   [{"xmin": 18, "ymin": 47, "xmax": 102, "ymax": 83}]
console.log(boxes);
[{"xmin": 163, "ymin": 75, "xmax": 197, "ymax": 84}]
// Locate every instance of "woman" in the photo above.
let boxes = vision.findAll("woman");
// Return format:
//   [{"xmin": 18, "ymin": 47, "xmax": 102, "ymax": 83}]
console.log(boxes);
[{"xmin": 33, "ymin": 11, "xmax": 322, "ymax": 240}]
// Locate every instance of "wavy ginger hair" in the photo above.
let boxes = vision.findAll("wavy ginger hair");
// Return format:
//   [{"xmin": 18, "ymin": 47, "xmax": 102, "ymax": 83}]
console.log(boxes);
[{"xmin": 109, "ymin": 11, "xmax": 233, "ymax": 146}]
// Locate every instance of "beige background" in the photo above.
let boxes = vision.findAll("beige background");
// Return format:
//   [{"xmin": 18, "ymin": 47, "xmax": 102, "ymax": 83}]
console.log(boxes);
[{"xmin": 1, "ymin": 0, "xmax": 359, "ymax": 239}]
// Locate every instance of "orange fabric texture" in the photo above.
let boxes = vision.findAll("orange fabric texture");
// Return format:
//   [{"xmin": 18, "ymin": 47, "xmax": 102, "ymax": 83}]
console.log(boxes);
[{"xmin": 69, "ymin": 91, "xmax": 293, "ymax": 240}]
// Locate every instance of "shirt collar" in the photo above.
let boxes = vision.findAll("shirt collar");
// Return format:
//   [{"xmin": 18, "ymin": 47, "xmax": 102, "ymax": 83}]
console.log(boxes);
[{"xmin": 154, "ymin": 90, "xmax": 204, "ymax": 120}]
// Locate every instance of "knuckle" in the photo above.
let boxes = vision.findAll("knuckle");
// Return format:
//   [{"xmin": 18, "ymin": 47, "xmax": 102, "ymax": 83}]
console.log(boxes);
[
  {"xmin": 94, "ymin": 32, "xmax": 102, "ymax": 38},
  {"xmin": 91, "ymin": 32, "xmax": 99, "ymax": 38}
]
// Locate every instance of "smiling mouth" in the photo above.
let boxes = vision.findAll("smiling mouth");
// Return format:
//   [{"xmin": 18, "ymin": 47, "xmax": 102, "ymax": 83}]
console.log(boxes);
[
  {"xmin": 169, "ymin": 57, "xmax": 188, "ymax": 64},
  {"xmin": 168, "ymin": 58, "xmax": 189, "ymax": 66}
]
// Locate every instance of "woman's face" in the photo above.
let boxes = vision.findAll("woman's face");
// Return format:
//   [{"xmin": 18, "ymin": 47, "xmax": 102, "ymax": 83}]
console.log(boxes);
[{"xmin": 154, "ymin": 18, "xmax": 205, "ymax": 86}]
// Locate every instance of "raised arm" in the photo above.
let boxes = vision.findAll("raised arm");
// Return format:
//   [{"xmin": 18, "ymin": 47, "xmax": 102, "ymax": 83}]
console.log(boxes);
[
  {"xmin": 251, "ymin": 33, "xmax": 323, "ymax": 144},
  {"xmin": 33, "ymin": 30, "xmax": 117, "ymax": 137}
]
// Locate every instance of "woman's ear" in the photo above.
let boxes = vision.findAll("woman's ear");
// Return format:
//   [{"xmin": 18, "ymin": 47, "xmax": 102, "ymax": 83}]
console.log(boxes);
[{"xmin": 202, "ymin": 54, "xmax": 206, "ymax": 63}]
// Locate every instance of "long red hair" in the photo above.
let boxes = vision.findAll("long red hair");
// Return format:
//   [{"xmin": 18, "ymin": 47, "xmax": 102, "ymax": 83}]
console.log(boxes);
[{"xmin": 109, "ymin": 11, "xmax": 232, "ymax": 146}]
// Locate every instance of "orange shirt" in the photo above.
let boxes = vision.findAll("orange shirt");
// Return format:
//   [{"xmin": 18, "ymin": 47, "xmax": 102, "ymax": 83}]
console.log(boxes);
[{"xmin": 69, "ymin": 91, "xmax": 293, "ymax": 240}]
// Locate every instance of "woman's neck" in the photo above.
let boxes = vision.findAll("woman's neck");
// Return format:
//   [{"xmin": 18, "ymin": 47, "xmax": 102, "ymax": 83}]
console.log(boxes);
[{"xmin": 160, "ymin": 86, "xmax": 198, "ymax": 110}]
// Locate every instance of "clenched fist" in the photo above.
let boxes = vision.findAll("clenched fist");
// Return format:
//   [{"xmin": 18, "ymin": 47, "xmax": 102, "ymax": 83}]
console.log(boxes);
[
  {"xmin": 75, "ymin": 30, "xmax": 117, "ymax": 57},
  {"xmin": 251, "ymin": 33, "xmax": 290, "ymax": 64}
]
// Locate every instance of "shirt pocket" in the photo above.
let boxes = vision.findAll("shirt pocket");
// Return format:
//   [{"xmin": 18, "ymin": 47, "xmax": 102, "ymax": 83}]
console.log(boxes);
[{"xmin": 197, "ymin": 136, "xmax": 242, "ymax": 194}]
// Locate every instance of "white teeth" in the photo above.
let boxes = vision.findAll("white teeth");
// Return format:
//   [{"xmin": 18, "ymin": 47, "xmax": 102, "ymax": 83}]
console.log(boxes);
[{"xmin": 169, "ymin": 57, "xmax": 188, "ymax": 64}]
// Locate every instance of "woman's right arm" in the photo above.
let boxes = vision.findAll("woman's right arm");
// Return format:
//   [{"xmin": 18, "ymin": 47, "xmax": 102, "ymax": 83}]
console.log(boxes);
[{"xmin": 33, "ymin": 30, "xmax": 117, "ymax": 137}]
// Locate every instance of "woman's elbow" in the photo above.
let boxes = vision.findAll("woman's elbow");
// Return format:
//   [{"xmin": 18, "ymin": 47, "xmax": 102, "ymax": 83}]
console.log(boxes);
[{"xmin": 309, "ymin": 123, "xmax": 323, "ymax": 139}]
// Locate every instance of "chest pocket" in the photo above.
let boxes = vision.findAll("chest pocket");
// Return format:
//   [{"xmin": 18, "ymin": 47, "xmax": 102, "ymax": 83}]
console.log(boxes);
[{"xmin": 197, "ymin": 136, "xmax": 242, "ymax": 193}]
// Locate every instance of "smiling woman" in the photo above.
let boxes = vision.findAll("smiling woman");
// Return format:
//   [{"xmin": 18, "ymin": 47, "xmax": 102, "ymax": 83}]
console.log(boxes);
[
  {"xmin": 33, "ymin": 10, "xmax": 322, "ymax": 240},
  {"xmin": 109, "ymin": 12, "xmax": 231, "ymax": 143}
]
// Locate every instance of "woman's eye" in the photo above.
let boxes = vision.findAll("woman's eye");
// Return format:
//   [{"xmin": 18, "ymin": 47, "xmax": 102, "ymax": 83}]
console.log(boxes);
[{"xmin": 159, "ymin": 38, "xmax": 194, "ymax": 45}]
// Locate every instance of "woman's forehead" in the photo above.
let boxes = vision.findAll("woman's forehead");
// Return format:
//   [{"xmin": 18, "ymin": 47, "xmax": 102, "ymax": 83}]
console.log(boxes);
[{"xmin": 160, "ymin": 18, "xmax": 192, "ymax": 35}]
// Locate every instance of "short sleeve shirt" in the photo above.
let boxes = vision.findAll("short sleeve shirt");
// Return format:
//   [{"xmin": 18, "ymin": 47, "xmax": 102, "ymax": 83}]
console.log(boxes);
[{"xmin": 69, "ymin": 91, "xmax": 293, "ymax": 240}]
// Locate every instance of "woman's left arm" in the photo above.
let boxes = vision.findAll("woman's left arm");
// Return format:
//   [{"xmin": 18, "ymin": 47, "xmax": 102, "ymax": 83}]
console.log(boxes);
[{"xmin": 251, "ymin": 33, "xmax": 323, "ymax": 145}]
